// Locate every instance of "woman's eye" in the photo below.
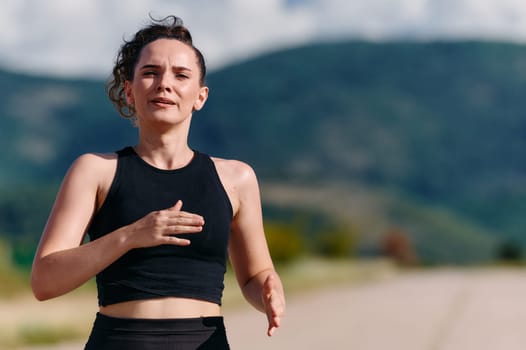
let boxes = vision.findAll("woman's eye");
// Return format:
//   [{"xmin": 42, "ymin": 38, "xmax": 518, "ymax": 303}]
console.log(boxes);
[
  {"xmin": 176, "ymin": 73, "xmax": 189, "ymax": 79},
  {"xmin": 143, "ymin": 71, "xmax": 157, "ymax": 76}
]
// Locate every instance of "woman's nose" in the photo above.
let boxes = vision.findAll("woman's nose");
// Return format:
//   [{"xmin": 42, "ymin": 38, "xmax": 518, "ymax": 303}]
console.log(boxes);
[{"xmin": 156, "ymin": 74, "xmax": 172, "ymax": 92}]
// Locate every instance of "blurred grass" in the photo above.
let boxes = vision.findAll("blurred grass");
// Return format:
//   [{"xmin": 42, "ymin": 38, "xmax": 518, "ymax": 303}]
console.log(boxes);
[
  {"xmin": 0, "ymin": 265, "xmax": 28, "ymax": 298},
  {"xmin": 0, "ymin": 239, "xmax": 29, "ymax": 298},
  {"xmin": 279, "ymin": 258, "xmax": 396, "ymax": 291},
  {"xmin": 17, "ymin": 323, "xmax": 85, "ymax": 346},
  {"xmin": 0, "ymin": 324, "xmax": 88, "ymax": 349}
]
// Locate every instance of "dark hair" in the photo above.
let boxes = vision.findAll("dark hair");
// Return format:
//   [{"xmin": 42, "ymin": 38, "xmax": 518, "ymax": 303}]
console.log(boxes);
[{"xmin": 106, "ymin": 15, "xmax": 207, "ymax": 119}]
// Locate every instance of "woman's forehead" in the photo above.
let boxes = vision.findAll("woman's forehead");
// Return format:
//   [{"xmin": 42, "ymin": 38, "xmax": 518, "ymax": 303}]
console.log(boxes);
[{"xmin": 137, "ymin": 39, "xmax": 196, "ymax": 67}]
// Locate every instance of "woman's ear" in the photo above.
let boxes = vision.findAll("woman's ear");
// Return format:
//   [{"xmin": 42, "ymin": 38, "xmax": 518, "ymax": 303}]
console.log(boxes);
[
  {"xmin": 124, "ymin": 80, "xmax": 135, "ymax": 106},
  {"xmin": 193, "ymin": 86, "xmax": 209, "ymax": 111}
]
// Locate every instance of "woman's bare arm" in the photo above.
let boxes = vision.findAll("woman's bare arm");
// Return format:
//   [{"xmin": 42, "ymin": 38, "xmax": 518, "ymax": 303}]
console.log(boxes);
[{"xmin": 215, "ymin": 159, "xmax": 286, "ymax": 336}]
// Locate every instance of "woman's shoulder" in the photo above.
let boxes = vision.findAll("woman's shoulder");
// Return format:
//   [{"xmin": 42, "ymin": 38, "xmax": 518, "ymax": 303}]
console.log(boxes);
[
  {"xmin": 74, "ymin": 146, "xmax": 133, "ymax": 164},
  {"xmin": 72, "ymin": 152, "xmax": 118, "ymax": 169},
  {"xmin": 210, "ymin": 157, "xmax": 260, "ymax": 216},
  {"xmin": 64, "ymin": 152, "xmax": 120, "ymax": 207},
  {"xmin": 65, "ymin": 152, "xmax": 119, "ymax": 184},
  {"xmin": 211, "ymin": 156, "xmax": 257, "ymax": 184}
]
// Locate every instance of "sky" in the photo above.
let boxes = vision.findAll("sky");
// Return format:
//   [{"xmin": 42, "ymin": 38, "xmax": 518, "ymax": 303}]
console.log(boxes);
[{"xmin": 3, "ymin": 0, "xmax": 526, "ymax": 78}]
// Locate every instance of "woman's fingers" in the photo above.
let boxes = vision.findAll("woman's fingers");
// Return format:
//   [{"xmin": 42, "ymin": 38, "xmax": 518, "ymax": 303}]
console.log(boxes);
[
  {"xmin": 164, "ymin": 214, "xmax": 204, "ymax": 235},
  {"xmin": 172, "ymin": 200, "xmax": 183, "ymax": 211},
  {"xmin": 166, "ymin": 201, "xmax": 205, "ymax": 224},
  {"xmin": 263, "ymin": 274, "xmax": 286, "ymax": 337},
  {"xmin": 128, "ymin": 201, "xmax": 206, "ymax": 248},
  {"xmin": 162, "ymin": 200, "xmax": 205, "ymax": 235},
  {"xmin": 165, "ymin": 235, "xmax": 191, "ymax": 246}
]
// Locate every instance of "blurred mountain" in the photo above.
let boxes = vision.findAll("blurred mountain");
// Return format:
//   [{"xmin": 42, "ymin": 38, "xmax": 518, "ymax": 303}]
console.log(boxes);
[{"xmin": 2, "ymin": 41, "xmax": 526, "ymax": 264}]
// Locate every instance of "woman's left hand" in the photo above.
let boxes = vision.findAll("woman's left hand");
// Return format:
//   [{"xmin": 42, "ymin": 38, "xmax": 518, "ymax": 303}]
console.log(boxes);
[{"xmin": 262, "ymin": 273, "xmax": 286, "ymax": 336}]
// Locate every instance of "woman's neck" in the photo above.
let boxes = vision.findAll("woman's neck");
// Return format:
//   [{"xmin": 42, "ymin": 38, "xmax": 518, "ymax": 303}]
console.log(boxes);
[{"xmin": 135, "ymin": 131, "xmax": 194, "ymax": 171}]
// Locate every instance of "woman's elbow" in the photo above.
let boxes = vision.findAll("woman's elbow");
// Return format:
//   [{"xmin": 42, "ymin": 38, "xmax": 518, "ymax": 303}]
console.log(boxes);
[
  {"xmin": 32, "ymin": 288, "xmax": 51, "ymax": 302},
  {"xmin": 30, "ymin": 266, "xmax": 56, "ymax": 301},
  {"xmin": 31, "ymin": 274, "xmax": 49, "ymax": 301}
]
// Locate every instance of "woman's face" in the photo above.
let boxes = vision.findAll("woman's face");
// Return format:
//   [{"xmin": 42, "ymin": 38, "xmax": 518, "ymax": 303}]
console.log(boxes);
[{"xmin": 125, "ymin": 38, "xmax": 208, "ymax": 128}]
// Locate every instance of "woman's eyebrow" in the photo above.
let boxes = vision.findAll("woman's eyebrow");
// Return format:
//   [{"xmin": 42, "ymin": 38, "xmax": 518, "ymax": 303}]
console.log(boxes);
[
  {"xmin": 139, "ymin": 64, "xmax": 161, "ymax": 70},
  {"xmin": 139, "ymin": 64, "xmax": 192, "ymax": 71},
  {"xmin": 173, "ymin": 65, "xmax": 192, "ymax": 72}
]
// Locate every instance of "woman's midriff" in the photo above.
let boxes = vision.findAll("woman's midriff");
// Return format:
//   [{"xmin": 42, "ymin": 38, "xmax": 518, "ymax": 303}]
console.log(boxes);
[{"xmin": 99, "ymin": 297, "xmax": 221, "ymax": 319}]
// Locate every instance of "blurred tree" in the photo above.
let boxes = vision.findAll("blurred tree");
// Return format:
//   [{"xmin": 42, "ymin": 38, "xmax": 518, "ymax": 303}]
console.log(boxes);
[
  {"xmin": 381, "ymin": 228, "xmax": 418, "ymax": 266},
  {"xmin": 496, "ymin": 239, "xmax": 523, "ymax": 263},
  {"xmin": 264, "ymin": 221, "xmax": 305, "ymax": 264},
  {"xmin": 314, "ymin": 223, "xmax": 356, "ymax": 259},
  {"xmin": 0, "ymin": 237, "xmax": 12, "ymax": 266}
]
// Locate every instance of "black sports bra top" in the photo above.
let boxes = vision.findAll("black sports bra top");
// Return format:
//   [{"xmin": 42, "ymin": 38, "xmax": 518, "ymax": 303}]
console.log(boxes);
[{"xmin": 87, "ymin": 147, "xmax": 233, "ymax": 306}]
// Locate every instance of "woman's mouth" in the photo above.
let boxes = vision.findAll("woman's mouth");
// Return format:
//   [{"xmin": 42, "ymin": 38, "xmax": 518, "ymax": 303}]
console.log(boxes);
[{"xmin": 150, "ymin": 97, "xmax": 176, "ymax": 107}]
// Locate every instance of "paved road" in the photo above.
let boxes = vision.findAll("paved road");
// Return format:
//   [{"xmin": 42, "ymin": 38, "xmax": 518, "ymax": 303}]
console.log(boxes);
[
  {"xmin": 225, "ymin": 268, "xmax": 526, "ymax": 350},
  {"xmin": 22, "ymin": 268, "xmax": 526, "ymax": 350}
]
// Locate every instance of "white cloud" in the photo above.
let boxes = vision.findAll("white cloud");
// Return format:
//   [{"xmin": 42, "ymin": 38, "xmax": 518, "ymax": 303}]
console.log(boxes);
[{"xmin": 3, "ymin": 0, "xmax": 526, "ymax": 78}]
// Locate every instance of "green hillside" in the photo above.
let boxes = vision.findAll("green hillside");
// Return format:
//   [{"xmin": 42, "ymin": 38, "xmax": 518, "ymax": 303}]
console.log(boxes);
[
  {"xmin": 2, "ymin": 40, "xmax": 526, "ymax": 264},
  {"xmin": 194, "ymin": 41, "xmax": 526, "ymax": 245}
]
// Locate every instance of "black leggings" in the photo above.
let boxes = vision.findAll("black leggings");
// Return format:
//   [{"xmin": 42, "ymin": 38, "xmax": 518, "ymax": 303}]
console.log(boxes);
[{"xmin": 84, "ymin": 313, "xmax": 230, "ymax": 350}]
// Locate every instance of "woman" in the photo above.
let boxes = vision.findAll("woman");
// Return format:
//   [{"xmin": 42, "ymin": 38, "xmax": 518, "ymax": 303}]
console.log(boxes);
[{"xmin": 31, "ymin": 15, "xmax": 285, "ymax": 349}]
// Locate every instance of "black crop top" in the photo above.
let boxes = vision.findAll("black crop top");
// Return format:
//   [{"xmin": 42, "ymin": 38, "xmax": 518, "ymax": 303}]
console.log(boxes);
[{"xmin": 87, "ymin": 147, "xmax": 233, "ymax": 306}]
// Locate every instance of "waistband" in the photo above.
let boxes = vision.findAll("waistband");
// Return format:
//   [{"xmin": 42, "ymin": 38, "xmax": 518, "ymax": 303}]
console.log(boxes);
[{"xmin": 93, "ymin": 313, "xmax": 225, "ymax": 333}]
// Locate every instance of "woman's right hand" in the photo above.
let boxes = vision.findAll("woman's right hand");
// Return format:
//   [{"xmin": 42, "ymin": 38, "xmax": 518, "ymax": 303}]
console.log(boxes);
[{"xmin": 125, "ymin": 200, "xmax": 204, "ymax": 248}]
